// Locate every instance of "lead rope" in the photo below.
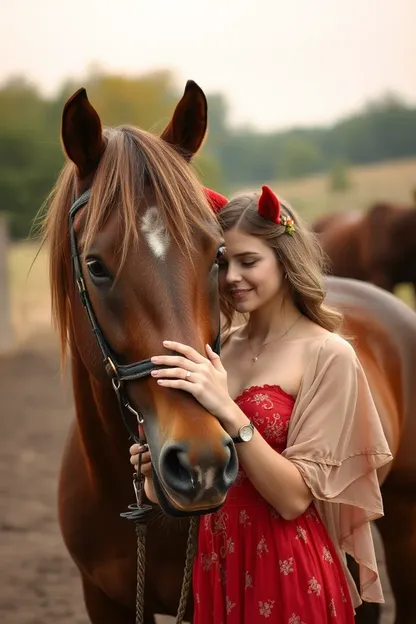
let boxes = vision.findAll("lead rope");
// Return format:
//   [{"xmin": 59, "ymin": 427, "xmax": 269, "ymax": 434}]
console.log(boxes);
[
  {"xmin": 113, "ymin": 375, "xmax": 200, "ymax": 624},
  {"xmin": 134, "ymin": 515, "xmax": 147, "ymax": 624},
  {"xmin": 123, "ymin": 446, "xmax": 198, "ymax": 624},
  {"xmin": 132, "ymin": 481, "xmax": 199, "ymax": 624},
  {"xmin": 175, "ymin": 515, "xmax": 199, "ymax": 623}
]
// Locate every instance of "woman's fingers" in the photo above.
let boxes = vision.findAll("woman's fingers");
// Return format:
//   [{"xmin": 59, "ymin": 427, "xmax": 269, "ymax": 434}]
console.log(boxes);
[
  {"xmin": 151, "ymin": 367, "xmax": 197, "ymax": 381},
  {"xmin": 151, "ymin": 354, "xmax": 198, "ymax": 369},
  {"xmin": 140, "ymin": 461, "xmax": 153, "ymax": 477},
  {"xmin": 161, "ymin": 340, "xmax": 206, "ymax": 363},
  {"xmin": 129, "ymin": 449, "xmax": 151, "ymax": 468}
]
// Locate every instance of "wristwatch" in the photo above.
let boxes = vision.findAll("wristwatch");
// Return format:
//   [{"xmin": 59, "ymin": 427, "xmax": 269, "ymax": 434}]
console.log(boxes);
[{"xmin": 232, "ymin": 421, "xmax": 255, "ymax": 444}]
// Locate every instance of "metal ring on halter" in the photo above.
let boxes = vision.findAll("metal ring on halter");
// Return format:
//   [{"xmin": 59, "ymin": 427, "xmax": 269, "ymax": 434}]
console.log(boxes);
[
  {"xmin": 112, "ymin": 377, "xmax": 121, "ymax": 391},
  {"xmin": 185, "ymin": 370, "xmax": 191, "ymax": 380}
]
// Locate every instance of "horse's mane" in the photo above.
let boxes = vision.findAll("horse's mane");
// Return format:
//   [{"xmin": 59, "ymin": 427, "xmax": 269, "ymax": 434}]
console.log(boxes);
[{"xmin": 40, "ymin": 126, "xmax": 219, "ymax": 359}]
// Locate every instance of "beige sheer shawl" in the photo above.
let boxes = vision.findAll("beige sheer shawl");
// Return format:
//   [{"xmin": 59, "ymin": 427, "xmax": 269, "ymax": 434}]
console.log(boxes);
[{"xmin": 281, "ymin": 334, "xmax": 393, "ymax": 607}]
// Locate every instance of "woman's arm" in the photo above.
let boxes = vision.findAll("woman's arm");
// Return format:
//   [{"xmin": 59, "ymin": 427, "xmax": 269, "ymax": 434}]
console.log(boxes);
[
  {"xmin": 223, "ymin": 404, "xmax": 313, "ymax": 521},
  {"xmin": 131, "ymin": 417, "xmax": 311, "ymax": 517},
  {"xmin": 148, "ymin": 340, "xmax": 313, "ymax": 519}
]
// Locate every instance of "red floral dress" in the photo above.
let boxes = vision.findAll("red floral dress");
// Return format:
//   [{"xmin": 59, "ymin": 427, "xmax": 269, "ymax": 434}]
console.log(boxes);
[{"xmin": 193, "ymin": 384, "xmax": 355, "ymax": 623}]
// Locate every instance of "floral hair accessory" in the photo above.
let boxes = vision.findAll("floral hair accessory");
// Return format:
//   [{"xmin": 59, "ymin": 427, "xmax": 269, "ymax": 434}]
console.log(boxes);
[
  {"xmin": 279, "ymin": 213, "xmax": 295, "ymax": 235},
  {"xmin": 258, "ymin": 185, "xmax": 295, "ymax": 235}
]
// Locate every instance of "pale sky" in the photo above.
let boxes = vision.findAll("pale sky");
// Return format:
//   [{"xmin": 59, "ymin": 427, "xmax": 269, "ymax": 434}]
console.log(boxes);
[{"xmin": 1, "ymin": 0, "xmax": 415, "ymax": 130}]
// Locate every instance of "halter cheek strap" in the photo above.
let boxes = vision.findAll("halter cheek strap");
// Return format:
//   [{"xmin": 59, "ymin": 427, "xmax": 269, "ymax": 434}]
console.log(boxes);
[{"xmin": 69, "ymin": 189, "xmax": 223, "ymax": 519}]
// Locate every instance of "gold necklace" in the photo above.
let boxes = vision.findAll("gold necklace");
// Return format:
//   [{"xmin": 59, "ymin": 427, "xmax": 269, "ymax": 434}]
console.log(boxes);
[{"xmin": 248, "ymin": 314, "xmax": 302, "ymax": 363}]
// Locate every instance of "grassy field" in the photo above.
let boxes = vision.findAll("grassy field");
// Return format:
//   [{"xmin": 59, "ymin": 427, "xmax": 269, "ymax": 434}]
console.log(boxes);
[
  {"xmin": 5, "ymin": 156, "xmax": 416, "ymax": 343},
  {"xmin": 266, "ymin": 155, "xmax": 416, "ymax": 223},
  {"xmin": 7, "ymin": 240, "xmax": 51, "ymax": 343}
]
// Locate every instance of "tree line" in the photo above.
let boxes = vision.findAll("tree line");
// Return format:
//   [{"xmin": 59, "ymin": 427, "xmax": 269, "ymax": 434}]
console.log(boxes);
[{"xmin": 1, "ymin": 69, "xmax": 415, "ymax": 239}]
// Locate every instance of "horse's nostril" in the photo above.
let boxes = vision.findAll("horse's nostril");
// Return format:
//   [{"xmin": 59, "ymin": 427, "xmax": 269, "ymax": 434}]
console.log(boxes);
[
  {"xmin": 160, "ymin": 444, "xmax": 195, "ymax": 495},
  {"xmin": 163, "ymin": 445, "xmax": 192, "ymax": 489},
  {"xmin": 224, "ymin": 437, "xmax": 239, "ymax": 485}
]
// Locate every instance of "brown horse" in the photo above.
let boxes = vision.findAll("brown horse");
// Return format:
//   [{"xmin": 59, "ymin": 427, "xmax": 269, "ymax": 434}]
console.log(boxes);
[
  {"xmin": 313, "ymin": 195, "xmax": 416, "ymax": 305},
  {"xmin": 325, "ymin": 277, "xmax": 416, "ymax": 624},
  {"xmin": 42, "ymin": 81, "xmax": 416, "ymax": 624},
  {"xmin": 41, "ymin": 81, "xmax": 238, "ymax": 623}
]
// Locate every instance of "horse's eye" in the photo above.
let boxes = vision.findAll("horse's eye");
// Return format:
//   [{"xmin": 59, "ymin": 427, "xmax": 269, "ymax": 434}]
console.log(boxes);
[
  {"xmin": 215, "ymin": 245, "xmax": 226, "ymax": 263},
  {"xmin": 86, "ymin": 259, "xmax": 111, "ymax": 280}
]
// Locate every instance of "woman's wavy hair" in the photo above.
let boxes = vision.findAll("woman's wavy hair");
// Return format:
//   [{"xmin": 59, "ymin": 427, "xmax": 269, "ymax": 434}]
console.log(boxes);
[{"xmin": 217, "ymin": 190, "xmax": 343, "ymax": 334}]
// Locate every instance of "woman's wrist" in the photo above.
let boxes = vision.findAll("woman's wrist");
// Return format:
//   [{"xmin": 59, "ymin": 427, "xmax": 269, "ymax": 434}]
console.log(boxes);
[{"xmin": 219, "ymin": 401, "xmax": 251, "ymax": 437}]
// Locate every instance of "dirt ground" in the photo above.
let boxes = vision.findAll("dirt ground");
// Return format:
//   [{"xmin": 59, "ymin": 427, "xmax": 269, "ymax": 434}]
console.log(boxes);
[{"xmin": 0, "ymin": 330, "xmax": 394, "ymax": 624}]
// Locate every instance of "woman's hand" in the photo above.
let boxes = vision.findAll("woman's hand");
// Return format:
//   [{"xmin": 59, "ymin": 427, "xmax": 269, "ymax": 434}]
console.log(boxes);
[
  {"xmin": 129, "ymin": 443, "xmax": 152, "ymax": 476},
  {"xmin": 129, "ymin": 443, "xmax": 158, "ymax": 504},
  {"xmin": 150, "ymin": 340, "xmax": 235, "ymax": 425}
]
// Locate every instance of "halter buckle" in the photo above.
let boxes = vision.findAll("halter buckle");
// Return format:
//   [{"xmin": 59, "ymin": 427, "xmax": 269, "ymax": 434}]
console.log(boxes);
[
  {"xmin": 106, "ymin": 357, "xmax": 118, "ymax": 380},
  {"xmin": 76, "ymin": 276, "xmax": 86, "ymax": 294},
  {"xmin": 76, "ymin": 276, "xmax": 88, "ymax": 306}
]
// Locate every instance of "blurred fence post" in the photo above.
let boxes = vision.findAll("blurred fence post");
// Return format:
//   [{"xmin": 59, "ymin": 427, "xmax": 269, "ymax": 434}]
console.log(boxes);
[{"xmin": 0, "ymin": 213, "xmax": 15, "ymax": 353}]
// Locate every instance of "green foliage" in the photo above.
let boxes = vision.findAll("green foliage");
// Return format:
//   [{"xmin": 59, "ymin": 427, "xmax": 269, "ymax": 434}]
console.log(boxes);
[
  {"xmin": 278, "ymin": 137, "xmax": 323, "ymax": 179},
  {"xmin": 328, "ymin": 160, "xmax": 351, "ymax": 193},
  {"xmin": 192, "ymin": 153, "xmax": 227, "ymax": 195},
  {"xmin": 0, "ymin": 71, "xmax": 178, "ymax": 239},
  {"xmin": 0, "ymin": 69, "xmax": 416, "ymax": 240}
]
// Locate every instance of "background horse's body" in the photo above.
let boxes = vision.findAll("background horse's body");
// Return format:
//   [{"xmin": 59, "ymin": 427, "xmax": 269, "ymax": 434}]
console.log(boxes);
[
  {"xmin": 313, "ymin": 200, "xmax": 416, "ymax": 305},
  {"xmin": 325, "ymin": 277, "xmax": 416, "ymax": 623}
]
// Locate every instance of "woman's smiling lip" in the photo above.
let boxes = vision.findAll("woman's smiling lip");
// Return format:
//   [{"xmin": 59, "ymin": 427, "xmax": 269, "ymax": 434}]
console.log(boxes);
[{"xmin": 229, "ymin": 288, "xmax": 253, "ymax": 300}]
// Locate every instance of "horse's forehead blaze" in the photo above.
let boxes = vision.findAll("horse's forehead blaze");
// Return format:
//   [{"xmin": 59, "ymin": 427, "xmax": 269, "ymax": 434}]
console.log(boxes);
[{"xmin": 140, "ymin": 205, "xmax": 170, "ymax": 259}]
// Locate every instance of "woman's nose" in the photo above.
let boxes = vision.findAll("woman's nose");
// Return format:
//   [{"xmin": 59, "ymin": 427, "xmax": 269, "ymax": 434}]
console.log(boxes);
[{"xmin": 225, "ymin": 263, "xmax": 242, "ymax": 284}]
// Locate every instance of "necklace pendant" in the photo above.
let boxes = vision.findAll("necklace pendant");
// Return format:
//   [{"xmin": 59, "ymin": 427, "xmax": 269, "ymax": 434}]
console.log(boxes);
[{"xmin": 252, "ymin": 356, "xmax": 258, "ymax": 362}]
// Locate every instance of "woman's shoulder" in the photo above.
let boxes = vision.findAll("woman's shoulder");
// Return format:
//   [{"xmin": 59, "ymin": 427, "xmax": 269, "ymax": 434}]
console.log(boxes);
[
  {"xmin": 303, "ymin": 332, "xmax": 359, "ymax": 386},
  {"xmin": 301, "ymin": 324, "xmax": 357, "ymax": 369},
  {"xmin": 319, "ymin": 332, "xmax": 356, "ymax": 359},
  {"xmin": 294, "ymin": 331, "xmax": 361, "ymax": 404},
  {"xmin": 300, "ymin": 316, "xmax": 354, "ymax": 354}
]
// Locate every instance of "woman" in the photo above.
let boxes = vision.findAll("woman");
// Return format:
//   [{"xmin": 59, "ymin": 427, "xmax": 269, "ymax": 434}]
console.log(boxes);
[{"xmin": 131, "ymin": 185, "xmax": 392, "ymax": 623}]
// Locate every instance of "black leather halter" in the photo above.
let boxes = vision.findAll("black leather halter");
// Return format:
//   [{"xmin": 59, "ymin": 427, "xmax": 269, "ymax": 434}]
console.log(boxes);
[{"xmin": 69, "ymin": 189, "xmax": 222, "ymax": 444}]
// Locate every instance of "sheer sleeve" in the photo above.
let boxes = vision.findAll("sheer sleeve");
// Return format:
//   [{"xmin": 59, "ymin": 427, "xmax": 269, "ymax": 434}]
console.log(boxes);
[{"xmin": 282, "ymin": 335, "xmax": 393, "ymax": 606}]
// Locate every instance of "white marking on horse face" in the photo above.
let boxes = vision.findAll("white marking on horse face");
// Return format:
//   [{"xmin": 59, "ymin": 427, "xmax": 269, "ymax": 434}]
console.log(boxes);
[
  {"xmin": 204, "ymin": 467, "xmax": 215, "ymax": 490},
  {"xmin": 194, "ymin": 466, "xmax": 215, "ymax": 491},
  {"xmin": 140, "ymin": 205, "xmax": 170, "ymax": 259}
]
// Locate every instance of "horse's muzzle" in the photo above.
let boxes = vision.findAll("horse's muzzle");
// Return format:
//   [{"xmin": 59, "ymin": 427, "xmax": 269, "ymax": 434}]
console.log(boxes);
[{"xmin": 158, "ymin": 436, "xmax": 238, "ymax": 508}]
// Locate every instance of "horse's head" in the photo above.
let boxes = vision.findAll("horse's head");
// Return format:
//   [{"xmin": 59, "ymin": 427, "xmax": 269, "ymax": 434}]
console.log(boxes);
[{"xmin": 44, "ymin": 81, "xmax": 238, "ymax": 515}]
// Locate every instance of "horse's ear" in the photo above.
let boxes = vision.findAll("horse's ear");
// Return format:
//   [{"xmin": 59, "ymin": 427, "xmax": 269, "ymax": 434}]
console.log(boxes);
[
  {"xmin": 61, "ymin": 88, "xmax": 105, "ymax": 178},
  {"xmin": 160, "ymin": 80, "xmax": 207, "ymax": 161}
]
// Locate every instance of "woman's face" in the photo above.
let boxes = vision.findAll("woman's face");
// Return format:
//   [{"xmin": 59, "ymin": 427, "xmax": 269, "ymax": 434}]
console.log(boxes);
[{"xmin": 218, "ymin": 228, "xmax": 285, "ymax": 314}]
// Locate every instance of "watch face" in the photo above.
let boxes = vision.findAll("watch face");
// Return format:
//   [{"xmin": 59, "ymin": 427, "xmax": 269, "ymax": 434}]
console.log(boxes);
[{"xmin": 240, "ymin": 424, "xmax": 253, "ymax": 442}]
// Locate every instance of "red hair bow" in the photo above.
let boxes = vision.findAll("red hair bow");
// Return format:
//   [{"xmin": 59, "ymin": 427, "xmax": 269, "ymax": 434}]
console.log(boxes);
[
  {"xmin": 258, "ymin": 185, "xmax": 281, "ymax": 223},
  {"xmin": 258, "ymin": 185, "xmax": 295, "ymax": 235},
  {"xmin": 203, "ymin": 187, "xmax": 228, "ymax": 213}
]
